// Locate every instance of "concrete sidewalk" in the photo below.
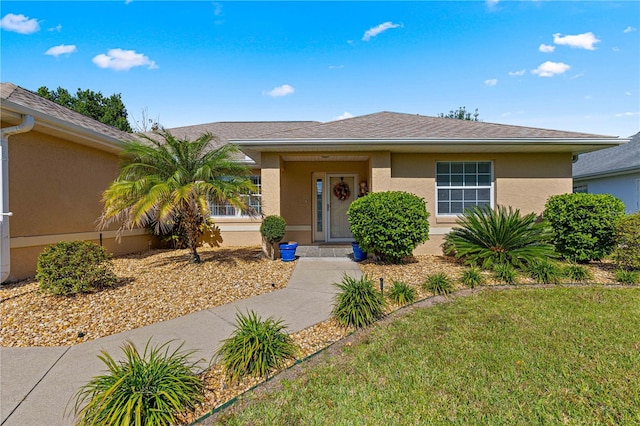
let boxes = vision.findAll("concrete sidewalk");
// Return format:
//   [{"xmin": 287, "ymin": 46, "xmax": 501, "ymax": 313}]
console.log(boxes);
[{"xmin": 1, "ymin": 257, "xmax": 361, "ymax": 426}]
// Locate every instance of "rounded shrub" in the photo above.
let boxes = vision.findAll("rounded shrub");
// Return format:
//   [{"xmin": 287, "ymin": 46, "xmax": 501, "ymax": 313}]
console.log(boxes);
[
  {"xmin": 36, "ymin": 241, "xmax": 116, "ymax": 296},
  {"xmin": 217, "ymin": 310, "xmax": 298, "ymax": 382},
  {"xmin": 544, "ymin": 193, "xmax": 625, "ymax": 263},
  {"xmin": 347, "ymin": 191, "xmax": 430, "ymax": 263},
  {"xmin": 612, "ymin": 212, "xmax": 640, "ymax": 271},
  {"xmin": 73, "ymin": 340, "xmax": 203, "ymax": 426},
  {"xmin": 260, "ymin": 215, "xmax": 287, "ymax": 244},
  {"xmin": 387, "ymin": 281, "xmax": 416, "ymax": 306},
  {"xmin": 332, "ymin": 275, "xmax": 386, "ymax": 328}
]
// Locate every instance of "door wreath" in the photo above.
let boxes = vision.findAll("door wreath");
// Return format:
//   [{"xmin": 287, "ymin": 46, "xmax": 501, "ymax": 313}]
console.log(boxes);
[{"xmin": 333, "ymin": 180, "xmax": 351, "ymax": 201}]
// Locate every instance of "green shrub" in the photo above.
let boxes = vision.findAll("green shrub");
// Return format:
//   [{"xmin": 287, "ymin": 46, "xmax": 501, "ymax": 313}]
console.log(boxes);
[
  {"xmin": 493, "ymin": 263, "xmax": 518, "ymax": 285},
  {"xmin": 387, "ymin": 281, "xmax": 416, "ymax": 306},
  {"xmin": 614, "ymin": 269, "xmax": 640, "ymax": 285},
  {"xmin": 563, "ymin": 264, "xmax": 593, "ymax": 282},
  {"xmin": 443, "ymin": 204, "xmax": 556, "ymax": 269},
  {"xmin": 73, "ymin": 340, "xmax": 203, "ymax": 425},
  {"xmin": 612, "ymin": 212, "xmax": 640, "ymax": 271},
  {"xmin": 527, "ymin": 258, "xmax": 562, "ymax": 284},
  {"xmin": 217, "ymin": 310, "xmax": 298, "ymax": 382},
  {"xmin": 260, "ymin": 215, "xmax": 287, "ymax": 244},
  {"xmin": 333, "ymin": 275, "xmax": 386, "ymax": 328},
  {"xmin": 461, "ymin": 267, "xmax": 485, "ymax": 288},
  {"xmin": 36, "ymin": 241, "xmax": 116, "ymax": 296},
  {"xmin": 544, "ymin": 193, "xmax": 625, "ymax": 262},
  {"xmin": 347, "ymin": 191, "xmax": 430, "ymax": 263},
  {"xmin": 423, "ymin": 273, "xmax": 453, "ymax": 295}
]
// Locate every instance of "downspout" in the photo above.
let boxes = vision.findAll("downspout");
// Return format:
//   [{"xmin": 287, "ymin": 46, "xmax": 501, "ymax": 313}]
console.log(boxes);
[{"xmin": 1, "ymin": 115, "xmax": 35, "ymax": 283}]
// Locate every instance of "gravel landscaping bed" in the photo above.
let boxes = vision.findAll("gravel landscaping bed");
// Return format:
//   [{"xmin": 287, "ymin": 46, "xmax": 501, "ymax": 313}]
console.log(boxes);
[{"xmin": 0, "ymin": 247, "xmax": 295, "ymax": 347}]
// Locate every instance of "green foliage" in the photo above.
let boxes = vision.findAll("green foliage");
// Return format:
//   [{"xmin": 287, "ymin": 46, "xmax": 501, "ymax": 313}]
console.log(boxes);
[
  {"xmin": 37, "ymin": 86, "xmax": 132, "ymax": 132},
  {"xmin": 612, "ymin": 212, "xmax": 640, "ymax": 271},
  {"xmin": 544, "ymin": 193, "xmax": 625, "ymax": 262},
  {"xmin": 423, "ymin": 272, "xmax": 453, "ymax": 295},
  {"xmin": 563, "ymin": 264, "xmax": 593, "ymax": 282},
  {"xmin": 438, "ymin": 106, "xmax": 480, "ymax": 121},
  {"xmin": 99, "ymin": 130, "xmax": 256, "ymax": 263},
  {"xmin": 493, "ymin": 263, "xmax": 518, "ymax": 285},
  {"xmin": 443, "ymin": 204, "xmax": 556, "ymax": 269},
  {"xmin": 387, "ymin": 281, "xmax": 416, "ymax": 306},
  {"xmin": 73, "ymin": 340, "xmax": 203, "ymax": 425},
  {"xmin": 347, "ymin": 191, "xmax": 430, "ymax": 263},
  {"xmin": 527, "ymin": 258, "xmax": 562, "ymax": 284},
  {"xmin": 461, "ymin": 267, "xmax": 485, "ymax": 288},
  {"xmin": 217, "ymin": 311, "xmax": 298, "ymax": 382},
  {"xmin": 615, "ymin": 269, "xmax": 640, "ymax": 285},
  {"xmin": 260, "ymin": 215, "xmax": 287, "ymax": 244},
  {"xmin": 36, "ymin": 241, "xmax": 116, "ymax": 296},
  {"xmin": 332, "ymin": 275, "xmax": 386, "ymax": 328}
]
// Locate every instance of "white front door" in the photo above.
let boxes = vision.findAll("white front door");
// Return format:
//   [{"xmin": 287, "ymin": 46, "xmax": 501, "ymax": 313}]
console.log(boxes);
[{"xmin": 328, "ymin": 174, "xmax": 356, "ymax": 241}]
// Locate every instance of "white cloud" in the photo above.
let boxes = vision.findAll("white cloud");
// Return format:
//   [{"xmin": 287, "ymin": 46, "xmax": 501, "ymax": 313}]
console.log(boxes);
[
  {"xmin": 613, "ymin": 47, "xmax": 621, "ymax": 52},
  {"xmin": 125, "ymin": 0, "xmax": 133, "ymax": 4},
  {"xmin": 615, "ymin": 112, "xmax": 640, "ymax": 117},
  {"xmin": 486, "ymin": 0, "xmax": 500, "ymax": 8},
  {"xmin": 362, "ymin": 22, "xmax": 400, "ymax": 41},
  {"xmin": 334, "ymin": 112, "xmax": 354, "ymax": 121},
  {"xmin": 484, "ymin": 79, "xmax": 498, "ymax": 87},
  {"xmin": 263, "ymin": 84, "xmax": 295, "ymax": 97},
  {"xmin": 553, "ymin": 32, "xmax": 600, "ymax": 50},
  {"xmin": 508, "ymin": 69, "xmax": 526, "ymax": 76},
  {"xmin": 624, "ymin": 26, "xmax": 637, "ymax": 33},
  {"xmin": 92, "ymin": 48, "xmax": 158, "ymax": 71},
  {"xmin": 539, "ymin": 43, "xmax": 555, "ymax": 53},
  {"xmin": 0, "ymin": 13, "xmax": 40, "ymax": 34},
  {"xmin": 45, "ymin": 44, "xmax": 77, "ymax": 57},
  {"xmin": 531, "ymin": 61, "xmax": 571, "ymax": 77},
  {"xmin": 625, "ymin": 91, "xmax": 632, "ymax": 96},
  {"xmin": 48, "ymin": 24, "xmax": 62, "ymax": 32},
  {"xmin": 329, "ymin": 65, "xmax": 344, "ymax": 70}
]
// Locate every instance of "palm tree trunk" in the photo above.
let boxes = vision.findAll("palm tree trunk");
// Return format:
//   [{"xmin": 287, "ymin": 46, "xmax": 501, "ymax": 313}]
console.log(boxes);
[{"xmin": 183, "ymin": 202, "xmax": 201, "ymax": 263}]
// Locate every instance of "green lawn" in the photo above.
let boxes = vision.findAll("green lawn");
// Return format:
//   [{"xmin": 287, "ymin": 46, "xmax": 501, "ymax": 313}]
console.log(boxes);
[{"xmin": 216, "ymin": 287, "xmax": 640, "ymax": 425}]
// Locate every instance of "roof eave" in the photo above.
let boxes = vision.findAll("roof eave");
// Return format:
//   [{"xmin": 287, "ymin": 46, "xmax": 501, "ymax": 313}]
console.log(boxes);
[{"xmin": 574, "ymin": 165, "xmax": 640, "ymax": 181}]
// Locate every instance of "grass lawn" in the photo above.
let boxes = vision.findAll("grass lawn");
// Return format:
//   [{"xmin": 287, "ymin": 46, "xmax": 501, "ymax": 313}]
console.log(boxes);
[{"xmin": 215, "ymin": 287, "xmax": 640, "ymax": 425}]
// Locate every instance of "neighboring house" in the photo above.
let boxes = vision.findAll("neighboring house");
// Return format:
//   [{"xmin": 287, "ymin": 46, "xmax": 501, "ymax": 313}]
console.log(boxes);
[
  {"xmin": 0, "ymin": 83, "xmax": 153, "ymax": 283},
  {"xmin": 573, "ymin": 131, "xmax": 640, "ymax": 213},
  {"xmin": 1, "ymin": 82, "xmax": 628, "ymax": 282}
]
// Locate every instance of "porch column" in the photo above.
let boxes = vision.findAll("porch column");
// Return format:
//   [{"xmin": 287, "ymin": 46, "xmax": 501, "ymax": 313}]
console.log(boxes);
[
  {"xmin": 370, "ymin": 151, "xmax": 391, "ymax": 192},
  {"xmin": 260, "ymin": 152, "xmax": 281, "ymax": 216}
]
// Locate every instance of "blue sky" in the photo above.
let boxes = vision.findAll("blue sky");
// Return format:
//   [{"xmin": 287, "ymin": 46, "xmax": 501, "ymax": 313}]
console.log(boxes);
[{"xmin": 1, "ymin": 1, "xmax": 639, "ymax": 137}]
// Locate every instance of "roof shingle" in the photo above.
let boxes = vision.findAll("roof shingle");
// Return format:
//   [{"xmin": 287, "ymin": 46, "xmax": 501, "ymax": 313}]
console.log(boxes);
[{"xmin": 573, "ymin": 131, "xmax": 640, "ymax": 178}]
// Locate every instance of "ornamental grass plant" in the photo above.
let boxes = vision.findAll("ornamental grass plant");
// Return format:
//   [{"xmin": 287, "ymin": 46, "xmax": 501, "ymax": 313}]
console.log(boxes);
[
  {"xmin": 73, "ymin": 340, "xmax": 203, "ymax": 426},
  {"xmin": 217, "ymin": 310, "xmax": 298, "ymax": 382},
  {"xmin": 614, "ymin": 269, "xmax": 640, "ymax": 285},
  {"xmin": 493, "ymin": 263, "xmax": 518, "ymax": 285},
  {"xmin": 563, "ymin": 264, "xmax": 593, "ymax": 283},
  {"xmin": 387, "ymin": 280, "xmax": 416, "ymax": 306},
  {"xmin": 527, "ymin": 258, "xmax": 562, "ymax": 284},
  {"xmin": 423, "ymin": 272, "xmax": 453, "ymax": 295},
  {"xmin": 332, "ymin": 275, "xmax": 386, "ymax": 328},
  {"xmin": 461, "ymin": 266, "xmax": 485, "ymax": 288}
]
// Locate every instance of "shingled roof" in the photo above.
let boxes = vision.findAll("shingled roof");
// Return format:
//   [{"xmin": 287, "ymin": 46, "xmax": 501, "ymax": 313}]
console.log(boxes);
[
  {"xmin": 239, "ymin": 111, "xmax": 615, "ymax": 140},
  {"xmin": 1, "ymin": 83, "xmax": 132, "ymax": 143},
  {"xmin": 573, "ymin": 131, "xmax": 640, "ymax": 179}
]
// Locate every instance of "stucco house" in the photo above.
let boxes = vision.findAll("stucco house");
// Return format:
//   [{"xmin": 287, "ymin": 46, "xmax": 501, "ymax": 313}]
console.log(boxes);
[
  {"xmin": 1, "ymin": 82, "xmax": 628, "ymax": 282},
  {"xmin": 573, "ymin": 131, "xmax": 640, "ymax": 213}
]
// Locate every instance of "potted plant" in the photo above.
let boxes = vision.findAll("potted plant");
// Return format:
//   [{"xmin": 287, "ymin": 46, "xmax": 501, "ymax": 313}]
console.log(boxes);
[
  {"xmin": 278, "ymin": 241, "xmax": 298, "ymax": 262},
  {"xmin": 260, "ymin": 215, "xmax": 286, "ymax": 260},
  {"xmin": 351, "ymin": 241, "xmax": 368, "ymax": 262}
]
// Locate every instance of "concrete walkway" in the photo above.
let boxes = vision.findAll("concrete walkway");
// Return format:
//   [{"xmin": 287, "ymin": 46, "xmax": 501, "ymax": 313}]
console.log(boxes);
[{"xmin": 1, "ymin": 256, "xmax": 362, "ymax": 426}]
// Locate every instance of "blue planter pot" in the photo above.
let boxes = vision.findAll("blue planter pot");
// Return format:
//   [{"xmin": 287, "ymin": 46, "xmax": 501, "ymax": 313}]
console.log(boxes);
[
  {"xmin": 279, "ymin": 242, "xmax": 298, "ymax": 262},
  {"xmin": 351, "ymin": 242, "xmax": 368, "ymax": 262}
]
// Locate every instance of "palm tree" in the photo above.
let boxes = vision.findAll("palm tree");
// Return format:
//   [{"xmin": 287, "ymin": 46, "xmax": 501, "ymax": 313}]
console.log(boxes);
[{"xmin": 99, "ymin": 130, "xmax": 257, "ymax": 263}]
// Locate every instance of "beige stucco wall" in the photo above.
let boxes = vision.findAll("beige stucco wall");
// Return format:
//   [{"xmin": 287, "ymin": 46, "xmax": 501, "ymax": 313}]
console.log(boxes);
[{"xmin": 5, "ymin": 128, "xmax": 152, "ymax": 282}]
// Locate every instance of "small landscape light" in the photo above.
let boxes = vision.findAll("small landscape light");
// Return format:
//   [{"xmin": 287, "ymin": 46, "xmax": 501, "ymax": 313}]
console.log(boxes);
[
  {"xmin": 78, "ymin": 331, "xmax": 85, "ymax": 338},
  {"xmin": 379, "ymin": 278, "xmax": 384, "ymax": 293}
]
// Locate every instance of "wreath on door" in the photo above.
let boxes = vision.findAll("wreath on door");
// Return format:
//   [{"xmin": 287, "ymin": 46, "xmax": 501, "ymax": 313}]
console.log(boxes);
[{"xmin": 333, "ymin": 180, "xmax": 351, "ymax": 201}]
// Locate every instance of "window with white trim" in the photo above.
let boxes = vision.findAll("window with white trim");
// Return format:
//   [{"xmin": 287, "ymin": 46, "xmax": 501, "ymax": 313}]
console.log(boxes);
[
  {"xmin": 436, "ymin": 161, "xmax": 492, "ymax": 215},
  {"xmin": 210, "ymin": 175, "xmax": 261, "ymax": 217}
]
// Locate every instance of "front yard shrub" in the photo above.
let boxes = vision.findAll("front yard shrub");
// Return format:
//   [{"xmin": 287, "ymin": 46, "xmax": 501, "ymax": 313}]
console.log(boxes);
[
  {"xmin": 333, "ymin": 275, "xmax": 386, "ymax": 328},
  {"xmin": 615, "ymin": 269, "xmax": 640, "ymax": 285},
  {"xmin": 493, "ymin": 263, "xmax": 518, "ymax": 285},
  {"xmin": 73, "ymin": 340, "xmax": 203, "ymax": 426},
  {"xmin": 461, "ymin": 266, "xmax": 485, "ymax": 288},
  {"xmin": 348, "ymin": 191, "xmax": 430, "ymax": 263},
  {"xmin": 217, "ymin": 310, "xmax": 298, "ymax": 382},
  {"xmin": 544, "ymin": 193, "xmax": 625, "ymax": 263},
  {"xmin": 260, "ymin": 215, "xmax": 287, "ymax": 259},
  {"xmin": 563, "ymin": 264, "xmax": 593, "ymax": 282},
  {"xmin": 387, "ymin": 281, "xmax": 416, "ymax": 306},
  {"xmin": 612, "ymin": 212, "xmax": 640, "ymax": 271},
  {"xmin": 443, "ymin": 204, "xmax": 556, "ymax": 269},
  {"xmin": 36, "ymin": 241, "xmax": 116, "ymax": 296},
  {"xmin": 527, "ymin": 258, "xmax": 562, "ymax": 284},
  {"xmin": 423, "ymin": 272, "xmax": 453, "ymax": 295}
]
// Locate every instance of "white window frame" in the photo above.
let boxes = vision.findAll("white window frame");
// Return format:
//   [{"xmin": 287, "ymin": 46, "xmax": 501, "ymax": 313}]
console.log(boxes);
[
  {"xmin": 435, "ymin": 161, "xmax": 494, "ymax": 216},
  {"xmin": 210, "ymin": 175, "xmax": 261, "ymax": 218}
]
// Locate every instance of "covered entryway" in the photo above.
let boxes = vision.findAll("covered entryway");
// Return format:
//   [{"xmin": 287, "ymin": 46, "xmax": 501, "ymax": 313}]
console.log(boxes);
[{"xmin": 312, "ymin": 172, "xmax": 358, "ymax": 242}]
